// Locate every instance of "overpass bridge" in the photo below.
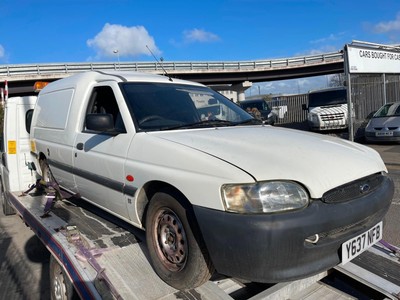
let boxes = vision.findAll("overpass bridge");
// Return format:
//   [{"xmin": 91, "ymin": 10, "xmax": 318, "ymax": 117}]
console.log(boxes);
[{"xmin": 0, "ymin": 51, "xmax": 344, "ymax": 99}]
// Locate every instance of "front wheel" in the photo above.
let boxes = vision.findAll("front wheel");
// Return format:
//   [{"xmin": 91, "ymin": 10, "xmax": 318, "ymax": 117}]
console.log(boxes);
[{"xmin": 145, "ymin": 190, "xmax": 214, "ymax": 290}]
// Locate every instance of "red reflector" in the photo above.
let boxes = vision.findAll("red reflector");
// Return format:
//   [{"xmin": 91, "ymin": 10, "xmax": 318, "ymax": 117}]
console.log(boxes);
[{"xmin": 126, "ymin": 175, "xmax": 134, "ymax": 182}]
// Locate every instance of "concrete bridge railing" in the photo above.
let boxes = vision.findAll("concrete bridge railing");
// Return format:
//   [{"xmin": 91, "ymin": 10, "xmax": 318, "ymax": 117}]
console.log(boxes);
[{"xmin": 0, "ymin": 51, "xmax": 344, "ymax": 79}]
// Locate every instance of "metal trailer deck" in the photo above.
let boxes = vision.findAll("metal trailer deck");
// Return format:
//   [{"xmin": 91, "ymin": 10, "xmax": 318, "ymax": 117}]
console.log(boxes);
[{"xmin": 8, "ymin": 190, "xmax": 400, "ymax": 300}]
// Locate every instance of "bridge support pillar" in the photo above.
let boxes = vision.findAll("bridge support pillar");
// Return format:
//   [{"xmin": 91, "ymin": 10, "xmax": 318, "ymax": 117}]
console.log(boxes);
[
  {"xmin": 232, "ymin": 81, "xmax": 252, "ymax": 103},
  {"xmin": 209, "ymin": 81, "xmax": 252, "ymax": 102}
]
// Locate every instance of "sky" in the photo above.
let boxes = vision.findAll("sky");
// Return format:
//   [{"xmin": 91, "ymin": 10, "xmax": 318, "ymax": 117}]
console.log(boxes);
[{"xmin": 0, "ymin": 0, "xmax": 400, "ymax": 94}]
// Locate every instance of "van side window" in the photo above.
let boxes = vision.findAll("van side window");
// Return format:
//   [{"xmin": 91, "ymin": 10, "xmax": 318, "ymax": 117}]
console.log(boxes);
[
  {"xmin": 26, "ymin": 109, "xmax": 34, "ymax": 134},
  {"xmin": 86, "ymin": 86, "xmax": 126, "ymax": 133}
]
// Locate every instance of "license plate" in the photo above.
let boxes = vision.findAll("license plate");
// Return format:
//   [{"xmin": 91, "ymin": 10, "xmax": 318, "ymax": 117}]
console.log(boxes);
[
  {"xmin": 341, "ymin": 221, "xmax": 382, "ymax": 264},
  {"xmin": 376, "ymin": 131, "xmax": 393, "ymax": 136}
]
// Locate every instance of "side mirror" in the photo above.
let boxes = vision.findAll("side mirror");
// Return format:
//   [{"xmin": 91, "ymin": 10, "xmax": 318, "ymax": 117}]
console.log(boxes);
[
  {"xmin": 86, "ymin": 114, "xmax": 114, "ymax": 132},
  {"xmin": 301, "ymin": 104, "xmax": 308, "ymax": 111},
  {"xmin": 208, "ymin": 98, "xmax": 218, "ymax": 105}
]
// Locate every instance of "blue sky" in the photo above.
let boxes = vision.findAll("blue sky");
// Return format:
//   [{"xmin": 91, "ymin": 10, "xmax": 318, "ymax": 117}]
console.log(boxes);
[{"xmin": 0, "ymin": 0, "xmax": 400, "ymax": 94}]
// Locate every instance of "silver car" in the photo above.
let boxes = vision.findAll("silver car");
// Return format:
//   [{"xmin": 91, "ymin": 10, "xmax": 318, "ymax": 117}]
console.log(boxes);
[{"xmin": 365, "ymin": 102, "xmax": 400, "ymax": 143}]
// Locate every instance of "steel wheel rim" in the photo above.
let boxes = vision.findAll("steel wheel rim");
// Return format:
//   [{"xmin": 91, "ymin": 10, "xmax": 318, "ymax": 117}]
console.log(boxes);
[
  {"xmin": 53, "ymin": 264, "xmax": 67, "ymax": 300},
  {"xmin": 153, "ymin": 208, "xmax": 188, "ymax": 272}
]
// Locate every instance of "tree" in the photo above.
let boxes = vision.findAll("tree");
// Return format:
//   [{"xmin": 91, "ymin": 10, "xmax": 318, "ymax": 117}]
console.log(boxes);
[{"xmin": 329, "ymin": 73, "xmax": 346, "ymax": 87}]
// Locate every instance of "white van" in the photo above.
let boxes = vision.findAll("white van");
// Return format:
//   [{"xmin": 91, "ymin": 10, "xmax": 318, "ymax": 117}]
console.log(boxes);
[
  {"xmin": 303, "ymin": 86, "xmax": 348, "ymax": 131},
  {"xmin": 29, "ymin": 71, "xmax": 393, "ymax": 290},
  {"xmin": 1, "ymin": 96, "xmax": 37, "ymax": 215}
]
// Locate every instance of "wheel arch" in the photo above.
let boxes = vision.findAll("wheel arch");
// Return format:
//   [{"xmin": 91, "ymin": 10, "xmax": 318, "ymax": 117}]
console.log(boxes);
[{"xmin": 136, "ymin": 180, "xmax": 192, "ymax": 228}]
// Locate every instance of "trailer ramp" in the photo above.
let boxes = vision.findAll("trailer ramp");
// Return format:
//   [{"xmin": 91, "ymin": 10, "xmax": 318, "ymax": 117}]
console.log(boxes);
[{"xmin": 8, "ymin": 191, "xmax": 400, "ymax": 299}]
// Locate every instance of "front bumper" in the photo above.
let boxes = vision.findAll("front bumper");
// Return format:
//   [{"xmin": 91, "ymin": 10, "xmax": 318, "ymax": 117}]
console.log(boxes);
[
  {"xmin": 308, "ymin": 121, "xmax": 347, "ymax": 131},
  {"xmin": 193, "ymin": 175, "xmax": 393, "ymax": 283},
  {"xmin": 365, "ymin": 131, "xmax": 400, "ymax": 143}
]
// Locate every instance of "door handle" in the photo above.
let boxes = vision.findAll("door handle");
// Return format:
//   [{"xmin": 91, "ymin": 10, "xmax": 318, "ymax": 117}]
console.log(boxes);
[{"xmin": 76, "ymin": 143, "xmax": 84, "ymax": 150}]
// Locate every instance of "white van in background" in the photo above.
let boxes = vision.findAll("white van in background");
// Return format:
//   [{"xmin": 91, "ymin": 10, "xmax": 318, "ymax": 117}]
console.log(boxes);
[
  {"xmin": 0, "ymin": 96, "xmax": 37, "ymax": 215},
  {"xmin": 303, "ymin": 86, "xmax": 348, "ymax": 131}
]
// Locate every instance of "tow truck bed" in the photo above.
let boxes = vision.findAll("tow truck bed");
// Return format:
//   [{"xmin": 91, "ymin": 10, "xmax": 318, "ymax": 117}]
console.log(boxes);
[{"xmin": 7, "ymin": 191, "xmax": 400, "ymax": 300}]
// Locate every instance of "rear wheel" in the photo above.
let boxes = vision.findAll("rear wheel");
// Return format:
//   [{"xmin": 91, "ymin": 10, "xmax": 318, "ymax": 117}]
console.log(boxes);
[
  {"xmin": 0, "ymin": 178, "xmax": 15, "ymax": 215},
  {"xmin": 50, "ymin": 255, "xmax": 77, "ymax": 300},
  {"xmin": 145, "ymin": 190, "xmax": 214, "ymax": 290}
]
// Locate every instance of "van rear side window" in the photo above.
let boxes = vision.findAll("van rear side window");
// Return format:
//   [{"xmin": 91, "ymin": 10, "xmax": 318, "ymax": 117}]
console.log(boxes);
[
  {"xmin": 26, "ymin": 109, "xmax": 33, "ymax": 133},
  {"xmin": 36, "ymin": 89, "xmax": 74, "ymax": 129}
]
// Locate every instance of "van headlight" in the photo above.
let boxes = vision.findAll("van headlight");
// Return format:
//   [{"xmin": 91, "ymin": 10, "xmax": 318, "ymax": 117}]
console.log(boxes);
[
  {"xmin": 309, "ymin": 114, "xmax": 319, "ymax": 123},
  {"xmin": 222, "ymin": 181, "xmax": 309, "ymax": 213}
]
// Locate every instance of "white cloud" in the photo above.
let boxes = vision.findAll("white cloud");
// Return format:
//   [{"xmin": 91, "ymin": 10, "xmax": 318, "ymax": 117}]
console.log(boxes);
[
  {"xmin": 183, "ymin": 29, "xmax": 220, "ymax": 43},
  {"xmin": 373, "ymin": 13, "xmax": 400, "ymax": 33},
  {"xmin": 297, "ymin": 45, "xmax": 341, "ymax": 56},
  {"xmin": 87, "ymin": 23, "xmax": 160, "ymax": 59},
  {"xmin": 248, "ymin": 76, "xmax": 330, "ymax": 96},
  {"xmin": 311, "ymin": 32, "xmax": 345, "ymax": 44}
]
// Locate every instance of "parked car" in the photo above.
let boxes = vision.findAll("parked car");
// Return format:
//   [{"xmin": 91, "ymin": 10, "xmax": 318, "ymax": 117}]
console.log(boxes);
[
  {"xmin": 365, "ymin": 101, "xmax": 400, "ymax": 143},
  {"xmin": 30, "ymin": 71, "xmax": 393, "ymax": 290},
  {"xmin": 239, "ymin": 99, "xmax": 278, "ymax": 125}
]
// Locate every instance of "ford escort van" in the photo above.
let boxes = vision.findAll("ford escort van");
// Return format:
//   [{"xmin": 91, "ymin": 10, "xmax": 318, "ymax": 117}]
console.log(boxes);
[{"xmin": 29, "ymin": 71, "xmax": 393, "ymax": 290}]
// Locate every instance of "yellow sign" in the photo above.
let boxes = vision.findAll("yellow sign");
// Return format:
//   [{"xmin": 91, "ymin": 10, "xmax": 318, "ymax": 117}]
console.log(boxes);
[
  {"xmin": 8, "ymin": 140, "xmax": 17, "ymax": 154},
  {"xmin": 30, "ymin": 140, "xmax": 36, "ymax": 152}
]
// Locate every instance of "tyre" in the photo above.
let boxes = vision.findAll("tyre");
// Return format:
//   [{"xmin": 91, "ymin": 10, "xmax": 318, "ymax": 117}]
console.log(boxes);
[
  {"xmin": 145, "ymin": 190, "xmax": 214, "ymax": 290},
  {"xmin": 0, "ymin": 178, "xmax": 15, "ymax": 215},
  {"xmin": 39, "ymin": 158, "xmax": 54, "ymax": 184},
  {"xmin": 50, "ymin": 255, "xmax": 78, "ymax": 300}
]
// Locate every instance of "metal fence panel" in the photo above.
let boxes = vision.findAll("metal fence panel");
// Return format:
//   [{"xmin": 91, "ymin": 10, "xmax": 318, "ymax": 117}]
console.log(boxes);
[
  {"xmin": 350, "ymin": 74, "xmax": 400, "ymax": 140},
  {"xmin": 270, "ymin": 74, "xmax": 400, "ymax": 140},
  {"xmin": 266, "ymin": 94, "xmax": 308, "ymax": 129}
]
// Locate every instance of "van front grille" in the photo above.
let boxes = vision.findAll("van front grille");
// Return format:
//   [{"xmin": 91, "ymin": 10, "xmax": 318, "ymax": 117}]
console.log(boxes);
[
  {"xmin": 320, "ymin": 113, "xmax": 345, "ymax": 121},
  {"xmin": 322, "ymin": 173, "xmax": 384, "ymax": 204}
]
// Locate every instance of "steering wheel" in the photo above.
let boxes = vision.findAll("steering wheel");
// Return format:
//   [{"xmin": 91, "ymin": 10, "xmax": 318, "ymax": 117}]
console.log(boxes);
[{"xmin": 138, "ymin": 115, "xmax": 165, "ymax": 125}]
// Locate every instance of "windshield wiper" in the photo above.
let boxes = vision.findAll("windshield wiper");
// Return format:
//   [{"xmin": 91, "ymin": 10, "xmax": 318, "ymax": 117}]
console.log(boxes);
[
  {"xmin": 233, "ymin": 119, "xmax": 263, "ymax": 126},
  {"xmin": 161, "ymin": 119, "xmax": 235, "ymax": 130}
]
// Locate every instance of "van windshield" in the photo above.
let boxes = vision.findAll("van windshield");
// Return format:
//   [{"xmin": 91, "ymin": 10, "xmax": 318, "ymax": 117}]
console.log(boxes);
[
  {"xmin": 121, "ymin": 82, "xmax": 256, "ymax": 131},
  {"xmin": 308, "ymin": 89, "xmax": 347, "ymax": 107}
]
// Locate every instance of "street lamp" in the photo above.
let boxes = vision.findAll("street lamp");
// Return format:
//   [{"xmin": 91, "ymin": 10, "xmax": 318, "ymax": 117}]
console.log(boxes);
[{"xmin": 113, "ymin": 49, "xmax": 120, "ymax": 70}]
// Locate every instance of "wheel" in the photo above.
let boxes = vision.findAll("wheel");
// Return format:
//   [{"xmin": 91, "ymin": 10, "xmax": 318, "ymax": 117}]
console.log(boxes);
[
  {"xmin": 0, "ymin": 178, "xmax": 15, "ymax": 215},
  {"xmin": 50, "ymin": 255, "xmax": 77, "ymax": 300},
  {"xmin": 39, "ymin": 158, "xmax": 54, "ymax": 184},
  {"xmin": 145, "ymin": 190, "xmax": 214, "ymax": 290},
  {"xmin": 39, "ymin": 158, "xmax": 53, "ymax": 182}
]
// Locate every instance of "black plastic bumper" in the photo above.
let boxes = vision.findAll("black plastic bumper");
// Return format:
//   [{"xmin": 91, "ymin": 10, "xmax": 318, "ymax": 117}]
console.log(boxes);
[{"xmin": 193, "ymin": 175, "xmax": 394, "ymax": 283}]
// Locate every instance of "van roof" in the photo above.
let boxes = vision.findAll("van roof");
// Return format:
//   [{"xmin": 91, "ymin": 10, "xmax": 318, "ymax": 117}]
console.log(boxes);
[
  {"xmin": 308, "ymin": 86, "xmax": 346, "ymax": 94},
  {"xmin": 40, "ymin": 70, "xmax": 204, "ymax": 94}
]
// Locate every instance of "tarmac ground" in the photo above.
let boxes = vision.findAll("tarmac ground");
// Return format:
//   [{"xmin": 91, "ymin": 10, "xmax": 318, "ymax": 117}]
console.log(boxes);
[
  {"xmin": 368, "ymin": 143, "xmax": 400, "ymax": 248},
  {"xmin": 0, "ymin": 142, "xmax": 398, "ymax": 300}
]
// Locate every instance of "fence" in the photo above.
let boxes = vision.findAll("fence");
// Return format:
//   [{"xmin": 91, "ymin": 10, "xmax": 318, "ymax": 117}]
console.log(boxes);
[
  {"xmin": 351, "ymin": 73, "xmax": 400, "ymax": 140},
  {"xmin": 267, "ymin": 74, "xmax": 400, "ymax": 140},
  {"xmin": 266, "ymin": 94, "xmax": 308, "ymax": 130}
]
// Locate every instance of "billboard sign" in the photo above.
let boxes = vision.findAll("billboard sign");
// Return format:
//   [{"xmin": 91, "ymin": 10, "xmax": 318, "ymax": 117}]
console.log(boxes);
[{"xmin": 346, "ymin": 44, "xmax": 400, "ymax": 73}]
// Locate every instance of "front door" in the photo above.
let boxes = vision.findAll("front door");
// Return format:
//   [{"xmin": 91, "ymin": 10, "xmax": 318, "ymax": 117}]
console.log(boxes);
[{"xmin": 72, "ymin": 84, "xmax": 133, "ymax": 220}]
